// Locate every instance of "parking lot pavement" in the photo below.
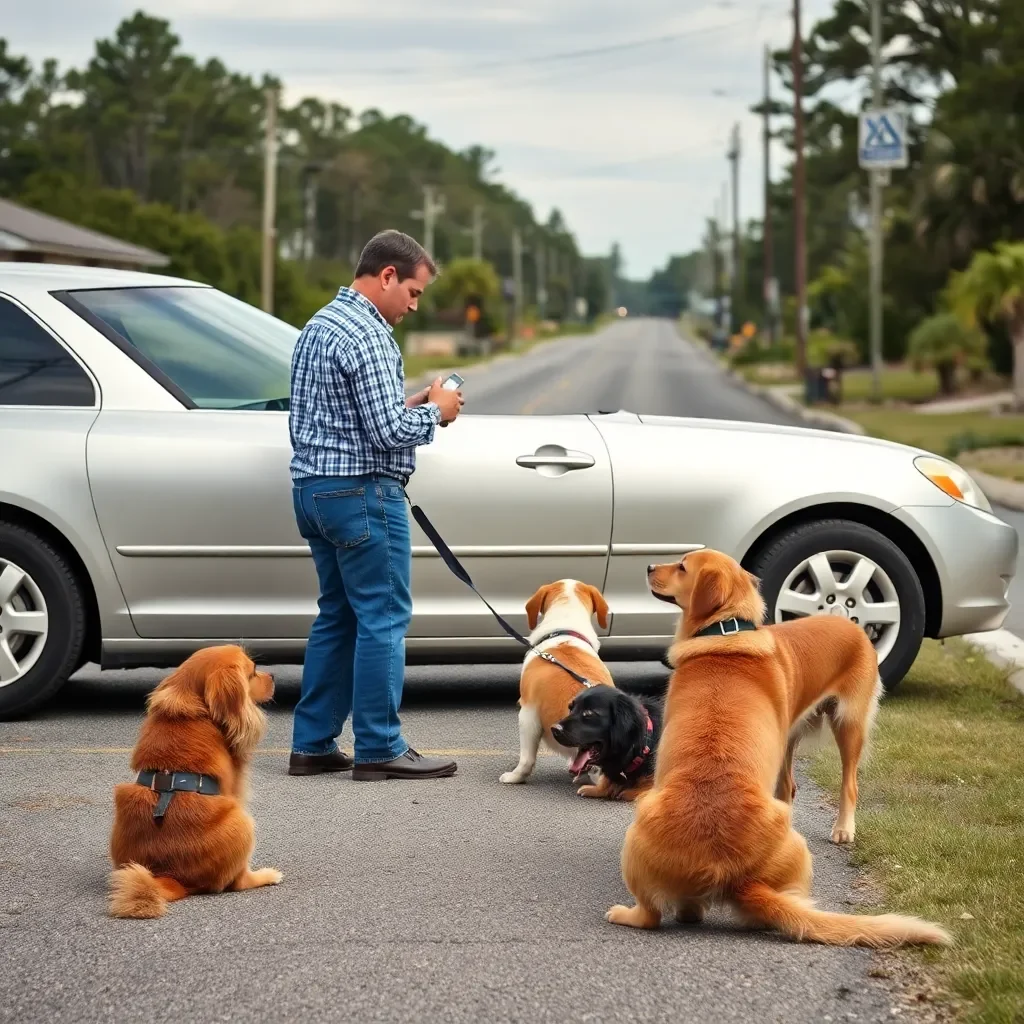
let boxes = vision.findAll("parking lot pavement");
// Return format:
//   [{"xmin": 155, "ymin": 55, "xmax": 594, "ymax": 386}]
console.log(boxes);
[{"xmin": 0, "ymin": 663, "xmax": 899, "ymax": 1024}]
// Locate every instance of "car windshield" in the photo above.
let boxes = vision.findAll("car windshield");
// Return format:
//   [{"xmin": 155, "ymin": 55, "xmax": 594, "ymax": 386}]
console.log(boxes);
[{"xmin": 66, "ymin": 285, "xmax": 299, "ymax": 410}]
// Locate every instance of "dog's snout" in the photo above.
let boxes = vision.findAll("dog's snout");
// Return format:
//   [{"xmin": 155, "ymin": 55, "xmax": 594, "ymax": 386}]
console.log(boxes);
[
  {"xmin": 647, "ymin": 564, "xmax": 655, "ymax": 575},
  {"xmin": 551, "ymin": 722, "xmax": 565, "ymax": 740}
]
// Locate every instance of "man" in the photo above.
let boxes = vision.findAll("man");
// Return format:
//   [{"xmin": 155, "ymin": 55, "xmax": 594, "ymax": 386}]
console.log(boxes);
[{"xmin": 287, "ymin": 229, "xmax": 463, "ymax": 781}]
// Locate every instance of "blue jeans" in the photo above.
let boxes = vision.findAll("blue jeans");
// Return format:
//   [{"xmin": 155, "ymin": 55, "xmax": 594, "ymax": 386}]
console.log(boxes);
[{"xmin": 291, "ymin": 474, "xmax": 412, "ymax": 763}]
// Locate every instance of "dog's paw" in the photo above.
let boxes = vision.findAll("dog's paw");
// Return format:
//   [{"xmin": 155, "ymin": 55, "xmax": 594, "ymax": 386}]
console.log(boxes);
[
  {"xmin": 605, "ymin": 904, "xmax": 632, "ymax": 925},
  {"xmin": 577, "ymin": 784, "xmax": 601, "ymax": 799},
  {"xmin": 830, "ymin": 826, "xmax": 855, "ymax": 845},
  {"xmin": 499, "ymin": 771, "xmax": 524, "ymax": 784},
  {"xmin": 256, "ymin": 868, "xmax": 284, "ymax": 886}
]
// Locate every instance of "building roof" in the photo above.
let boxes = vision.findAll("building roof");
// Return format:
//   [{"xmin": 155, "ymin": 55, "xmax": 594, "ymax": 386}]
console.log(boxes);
[{"xmin": 0, "ymin": 197, "xmax": 169, "ymax": 267}]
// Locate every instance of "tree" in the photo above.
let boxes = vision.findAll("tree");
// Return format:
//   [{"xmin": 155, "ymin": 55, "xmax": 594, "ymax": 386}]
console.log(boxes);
[
  {"xmin": 907, "ymin": 312, "xmax": 986, "ymax": 394},
  {"xmin": 949, "ymin": 242, "xmax": 1024, "ymax": 406}
]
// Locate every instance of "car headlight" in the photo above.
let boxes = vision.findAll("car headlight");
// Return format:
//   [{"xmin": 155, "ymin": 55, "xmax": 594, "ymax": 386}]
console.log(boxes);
[{"xmin": 914, "ymin": 455, "xmax": 992, "ymax": 513}]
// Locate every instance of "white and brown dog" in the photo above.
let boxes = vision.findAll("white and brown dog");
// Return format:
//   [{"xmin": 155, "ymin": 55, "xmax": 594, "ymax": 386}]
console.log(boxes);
[{"xmin": 499, "ymin": 579, "xmax": 614, "ymax": 785}]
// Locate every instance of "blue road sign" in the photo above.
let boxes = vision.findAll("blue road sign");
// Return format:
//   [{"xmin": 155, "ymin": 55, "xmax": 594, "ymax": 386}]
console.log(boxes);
[{"xmin": 858, "ymin": 108, "xmax": 908, "ymax": 170}]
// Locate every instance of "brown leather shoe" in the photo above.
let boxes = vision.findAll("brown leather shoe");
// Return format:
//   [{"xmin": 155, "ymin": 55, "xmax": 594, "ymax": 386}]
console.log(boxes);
[
  {"xmin": 352, "ymin": 747, "xmax": 457, "ymax": 781},
  {"xmin": 288, "ymin": 749, "xmax": 354, "ymax": 776}
]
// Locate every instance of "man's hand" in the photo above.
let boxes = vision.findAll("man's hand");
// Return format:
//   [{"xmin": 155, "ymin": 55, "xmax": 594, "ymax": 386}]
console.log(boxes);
[
  {"xmin": 405, "ymin": 386, "xmax": 431, "ymax": 408},
  {"xmin": 427, "ymin": 376, "xmax": 464, "ymax": 426}
]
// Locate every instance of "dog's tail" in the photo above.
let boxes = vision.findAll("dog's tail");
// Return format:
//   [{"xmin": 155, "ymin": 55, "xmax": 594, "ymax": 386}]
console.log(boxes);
[
  {"xmin": 108, "ymin": 862, "xmax": 188, "ymax": 919},
  {"xmin": 734, "ymin": 881, "xmax": 952, "ymax": 949}
]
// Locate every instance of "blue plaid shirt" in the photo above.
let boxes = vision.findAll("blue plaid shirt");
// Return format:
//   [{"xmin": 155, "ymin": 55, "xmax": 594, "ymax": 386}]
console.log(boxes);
[{"xmin": 288, "ymin": 287, "xmax": 441, "ymax": 485}]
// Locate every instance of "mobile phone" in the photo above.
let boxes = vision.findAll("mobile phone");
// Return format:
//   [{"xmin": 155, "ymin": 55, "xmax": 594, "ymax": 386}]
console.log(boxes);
[{"xmin": 442, "ymin": 372, "xmax": 465, "ymax": 390}]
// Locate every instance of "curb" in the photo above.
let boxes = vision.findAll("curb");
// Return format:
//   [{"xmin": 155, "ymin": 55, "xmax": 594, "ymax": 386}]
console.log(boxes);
[
  {"xmin": 724, "ymin": 368, "xmax": 867, "ymax": 436},
  {"xmin": 961, "ymin": 629, "xmax": 1024, "ymax": 697}
]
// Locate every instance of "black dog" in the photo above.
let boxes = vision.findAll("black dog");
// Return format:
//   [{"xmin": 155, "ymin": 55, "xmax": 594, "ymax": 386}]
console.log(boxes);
[{"xmin": 551, "ymin": 687, "xmax": 664, "ymax": 802}]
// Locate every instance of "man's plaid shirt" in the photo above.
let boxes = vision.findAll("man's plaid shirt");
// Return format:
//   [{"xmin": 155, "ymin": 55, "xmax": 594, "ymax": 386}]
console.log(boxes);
[{"xmin": 288, "ymin": 287, "xmax": 441, "ymax": 485}]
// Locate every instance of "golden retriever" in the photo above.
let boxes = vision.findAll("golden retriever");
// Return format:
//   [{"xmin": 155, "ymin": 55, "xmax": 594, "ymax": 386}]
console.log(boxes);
[
  {"xmin": 605, "ymin": 549, "xmax": 950, "ymax": 948},
  {"xmin": 107, "ymin": 645, "xmax": 280, "ymax": 918}
]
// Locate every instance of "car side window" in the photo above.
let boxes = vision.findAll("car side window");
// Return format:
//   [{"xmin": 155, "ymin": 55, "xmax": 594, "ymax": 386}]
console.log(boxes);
[{"xmin": 0, "ymin": 296, "xmax": 95, "ymax": 407}]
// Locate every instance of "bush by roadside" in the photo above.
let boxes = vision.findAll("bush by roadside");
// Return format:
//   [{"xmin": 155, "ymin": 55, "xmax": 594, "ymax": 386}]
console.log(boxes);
[{"xmin": 806, "ymin": 639, "xmax": 1024, "ymax": 1024}]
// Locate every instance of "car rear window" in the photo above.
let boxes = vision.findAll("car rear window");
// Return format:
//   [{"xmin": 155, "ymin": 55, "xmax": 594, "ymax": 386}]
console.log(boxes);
[{"xmin": 64, "ymin": 286, "xmax": 299, "ymax": 410}]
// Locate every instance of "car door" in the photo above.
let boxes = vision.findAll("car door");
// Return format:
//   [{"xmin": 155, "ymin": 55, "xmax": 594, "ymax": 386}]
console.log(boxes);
[
  {"xmin": 85, "ymin": 406, "xmax": 311, "ymax": 641},
  {"xmin": 404, "ymin": 413, "xmax": 613, "ymax": 649}
]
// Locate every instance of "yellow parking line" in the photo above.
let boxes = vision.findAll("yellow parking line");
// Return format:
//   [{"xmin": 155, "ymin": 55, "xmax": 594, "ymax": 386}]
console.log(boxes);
[{"xmin": 0, "ymin": 746, "xmax": 547, "ymax": 758}]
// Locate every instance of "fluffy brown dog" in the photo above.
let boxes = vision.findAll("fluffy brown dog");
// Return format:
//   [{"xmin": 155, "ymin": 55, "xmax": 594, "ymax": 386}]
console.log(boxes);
[
  {"xmin": 108, "ymin": 645, "xmax": 281, "ymax": 918},
  {"xmin": 605, "ymin": 549, "xmax": 951, "ymax": 948}
]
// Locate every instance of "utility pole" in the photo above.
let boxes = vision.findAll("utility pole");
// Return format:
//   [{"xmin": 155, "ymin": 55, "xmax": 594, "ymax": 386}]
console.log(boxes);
[
  {"xmin": 792, "ymin": 0, "xmax": 808, "ymax": 376},
  {"xmin": 727, "ymin": 123, "xmax": 742, "ymax": 333},
  {"xmin": 536, "ymin": 242, "xmax": 547, "ymax": 320},
  {"xmin": 471, "ymin": 204, "xmax": 484, "ymax": 261},
  {"xmin": 511, "ymin": 228, "xmax": 524, "ymax": 343},
  {"xmin": 301, "ymin": 163, "xmax": 321, "ymax": 262},
  {"xmin": 869, "ymin": 0, "xmax": 885, "ymax": 401},
  {"xmin": 260, "ymin": 86, "xmax": 278, "ymax": 313},
  {"xmin": 720, "ymin": 181, "xmax": 732, "ymax": 333},
  {"xmin": 411, "ymin": 184, "xmax": 445, "ymax": 255},
  {"xmin": 763, "ymin": 44, "xmax": 777, "ymax": 344}
]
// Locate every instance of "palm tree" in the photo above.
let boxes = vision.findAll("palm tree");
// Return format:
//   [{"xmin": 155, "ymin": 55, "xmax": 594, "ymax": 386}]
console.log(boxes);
[{"xmin": 948, "ymin": 241, "xmax": 1024, "ymax": 407}]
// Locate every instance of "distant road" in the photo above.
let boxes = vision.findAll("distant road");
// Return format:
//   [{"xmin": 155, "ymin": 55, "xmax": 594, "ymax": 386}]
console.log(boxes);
[{"xmin": 449, "ymin": 316, "xmax": 801, "ymax": 424}]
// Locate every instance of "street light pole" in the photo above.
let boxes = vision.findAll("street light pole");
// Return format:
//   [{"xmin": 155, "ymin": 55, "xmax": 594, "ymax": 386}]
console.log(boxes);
[
  {"xmin": 792, "ymin": 0, "xmax": 807, "ymax": 376},
  {"xmin": 869, "ymin": 0, "xmax": 885, "ymax": 402}
]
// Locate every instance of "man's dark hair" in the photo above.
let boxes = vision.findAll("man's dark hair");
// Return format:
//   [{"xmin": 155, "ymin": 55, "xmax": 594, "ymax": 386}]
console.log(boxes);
[{"xmin": 355, "ymin": 229, "xmax": 437, "ymax": 280}]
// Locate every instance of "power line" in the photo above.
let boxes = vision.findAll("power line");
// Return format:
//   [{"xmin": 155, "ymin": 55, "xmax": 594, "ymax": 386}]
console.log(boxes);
[{"xmin": 337, "ymin": 20, "xmax": 749, "ymax": 82}]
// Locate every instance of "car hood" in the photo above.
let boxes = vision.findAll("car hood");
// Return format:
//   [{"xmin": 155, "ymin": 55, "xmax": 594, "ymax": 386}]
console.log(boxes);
[{"xmin": 631, "ymin": 411, "xmax": 934, "ymax": 458}]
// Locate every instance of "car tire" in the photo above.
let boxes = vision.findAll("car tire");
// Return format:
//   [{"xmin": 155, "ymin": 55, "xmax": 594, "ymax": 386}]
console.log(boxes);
[
  {"xmin": 747, "ymin": 518, "xmax": 926, "ymax": 690},
  {"xmin": 0, "ymin": 522, "xmax": 87, "ymax": 719}
]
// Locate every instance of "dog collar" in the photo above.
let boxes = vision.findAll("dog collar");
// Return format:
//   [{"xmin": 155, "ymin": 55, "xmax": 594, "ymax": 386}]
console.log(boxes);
[
  {"xmin": 621, "ymin": 713, "xmax": 654, "ymax": 779},
  {"xmin": 692, "ymin": 617, "xmax": 759, "ymax": 639},
  {"xmin": 535, "ymin": 628, "xmax": 595, "ymax": 649}
]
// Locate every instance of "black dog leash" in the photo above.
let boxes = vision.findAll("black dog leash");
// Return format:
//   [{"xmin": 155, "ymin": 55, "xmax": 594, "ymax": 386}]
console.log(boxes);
[{"xmin": 407, "ymin": 499, "xmax": 600, "ymax": 689}]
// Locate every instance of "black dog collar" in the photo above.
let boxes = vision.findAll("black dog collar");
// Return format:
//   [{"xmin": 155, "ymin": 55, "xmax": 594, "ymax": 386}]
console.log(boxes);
[{"xmin": 692, "ymin": 617, "xmax": 759, "ymax": 639}]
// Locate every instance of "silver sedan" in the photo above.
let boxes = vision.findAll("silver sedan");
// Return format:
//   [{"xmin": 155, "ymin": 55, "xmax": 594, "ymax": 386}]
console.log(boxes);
[{"xmin": 0, "ymin": 263, "xmax": 1017, "ymax": 717}]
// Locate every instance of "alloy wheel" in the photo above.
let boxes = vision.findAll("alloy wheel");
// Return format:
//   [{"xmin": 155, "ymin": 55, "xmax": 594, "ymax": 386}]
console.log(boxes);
[
  {"xmin": 0, "ymin": 558, "xmax": 50, "ymax": 687},
  {"xmin": 773, "ymin": 549, "xmax": 901, "ymax": 664}
]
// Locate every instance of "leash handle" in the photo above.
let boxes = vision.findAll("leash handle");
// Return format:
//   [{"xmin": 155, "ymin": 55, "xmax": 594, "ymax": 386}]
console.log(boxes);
[{"xmin": 408, "ymin": 501, "xmax": 597, "ymax": 688}]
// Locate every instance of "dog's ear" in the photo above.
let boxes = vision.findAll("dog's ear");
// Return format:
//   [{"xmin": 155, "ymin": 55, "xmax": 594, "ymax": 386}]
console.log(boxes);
[
  {"xmin": 203, "ymin": 648, "xmax": 266, "ymax": 753},
  {"xmin": 606, "ymin": 693, "xmax": 641, "ymax": 764},
  {"xmin": 581, "ymin": 584, "xmax": 609, "ymax": 629},
  {"xmin": 687, "ymin": 563, "xmax": 727, "ymax": 625},
  {"xmin": 147, "ymin": 660, "xmax": 206, "ymax": 719},
  {"xmin": 525, "ymin": 584, "xmax": 554, "ymax": 631}
]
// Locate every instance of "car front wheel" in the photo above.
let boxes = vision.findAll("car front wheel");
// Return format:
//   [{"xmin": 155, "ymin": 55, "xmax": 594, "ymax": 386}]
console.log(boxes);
[
  {"xmin": 748, "ymin": 518, "xmax": 926, "ymax": 690},
  {"xmin": 0, "ymin": 522, "xmax": 87, "ymax": 719}
]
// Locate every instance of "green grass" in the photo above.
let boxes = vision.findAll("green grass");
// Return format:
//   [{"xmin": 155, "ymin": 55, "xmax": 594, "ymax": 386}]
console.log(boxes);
[
  {"xmin": 837, "ymin": 408, "xmax": 1024, "ymax": 459},
  {"xmin": 736, "ymin": 364, "xmax": 942, "ymax": 401},
  {"xmin": 840, "ymin": 367, "xmax": 943, "ymax": 403},
  {"xmin": 806, "ymin": 639, "xmax": 1024, "ymax": 1023}
]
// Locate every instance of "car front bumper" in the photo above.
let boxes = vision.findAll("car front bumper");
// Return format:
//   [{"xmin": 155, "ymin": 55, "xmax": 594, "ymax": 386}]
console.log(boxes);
[{"xmin": 894, "ymin": 501, "xmax": 1019, "ymax": 637}]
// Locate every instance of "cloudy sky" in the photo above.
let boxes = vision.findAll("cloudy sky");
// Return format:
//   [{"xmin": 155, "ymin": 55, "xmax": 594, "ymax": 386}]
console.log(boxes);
[{"xmin": 7, "ymin": 0, "xmax": 837, "ymax": 279}]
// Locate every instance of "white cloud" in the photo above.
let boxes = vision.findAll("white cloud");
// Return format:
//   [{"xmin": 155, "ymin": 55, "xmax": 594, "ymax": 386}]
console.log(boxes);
[{"xmin": 8, "ymin": 0, "xmax": 839, "ymax": 278}]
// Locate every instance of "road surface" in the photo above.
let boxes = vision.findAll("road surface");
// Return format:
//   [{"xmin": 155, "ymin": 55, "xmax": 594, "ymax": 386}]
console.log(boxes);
[{"xmin": 3, "ymin": 317, "xmax": 999, "ymax": 1023}]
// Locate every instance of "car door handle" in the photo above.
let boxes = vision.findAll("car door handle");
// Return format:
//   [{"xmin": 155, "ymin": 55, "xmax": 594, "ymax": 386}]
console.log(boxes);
[{"xmin": 516, "ymin": 450, "xmax": 595, "ymax": 470}]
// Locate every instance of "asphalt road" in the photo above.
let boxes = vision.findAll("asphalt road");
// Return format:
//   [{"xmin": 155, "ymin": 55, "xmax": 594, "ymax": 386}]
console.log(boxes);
[
  {"xmin": 0, "ymin": 317, "xmax": 991, "ymax": 1023},
  {"xmin": 450, "ymin": 315, "xmax": 800, "ymax": 422}
]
